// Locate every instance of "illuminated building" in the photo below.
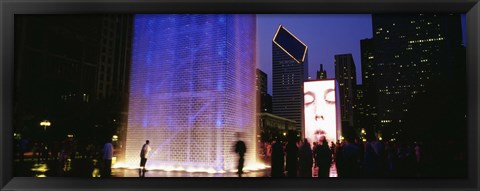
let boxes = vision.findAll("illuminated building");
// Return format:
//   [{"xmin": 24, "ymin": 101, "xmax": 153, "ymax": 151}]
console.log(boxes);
[
  {"xmin": 258, "ymin": 113, "xmax": 296, "ymax": 142},
  {"xmin": 334, "ymin": 54, "xmax": 357, "ymax": 132},
  {"xmin": 367, "ymin": 14, "xmax": 464, "ymax": 139},
  {"xmin": 272, "ymin": 25, "xmax": 308, "ymax": 132},
  {"xmin": 359, "ymin": 38, "xmax": 378, "ymax": 137},
  {"xmin": 124, "ymin": 14, "xmax": 257, "ymax": 172}
]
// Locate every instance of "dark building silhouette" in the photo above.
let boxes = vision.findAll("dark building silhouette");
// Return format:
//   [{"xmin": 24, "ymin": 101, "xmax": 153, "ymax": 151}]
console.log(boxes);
[
  {"xmin": 256, "ymin": 69, "xmax": 272, "ymax": 113},
  {"xmin": 353, "ymin": 84, "xmax": 367, "ymax": 137},
  {"xmin": 272, "ymin": 25, "xmax": 308, "ymax": 131},
  {"xmin": 14, "ymin": 15, "xmax": 132, "ymax": 145},
  {"xmin": 335, "ymin": 54, "xmax": 357, "ymax": 133},
  {"xmin": 359, "ymin": 38, "xmax": 378, "ymax": 137},
  {"xmin": 96, "ymin": 15, "xmax": 133, "ymax": 152},
  {"xmin": 366, "ymin": 14, "xmax": 465, "ymax": 140},
  {"xmin": 317, "ymin": 64, "xmax": 328, "ymax": 80}
]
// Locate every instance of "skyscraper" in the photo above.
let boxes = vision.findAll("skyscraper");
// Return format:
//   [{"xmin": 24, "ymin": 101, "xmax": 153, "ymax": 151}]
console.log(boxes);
[
  {"xmin": 368, "ymin": 14, "xmax": 464, "ymax": 139},
  {"xmin": 256, "ymin": 69, "xmax": 272, "ymax": 113},
  {"xmin": 317, "ymin": 64, "xmax": 328, "ymax": 80},
  {"xmin": 97, "ymin": 15, "xmax": 133, "ymax": 101},
  {"xmin": 360, "ymin": 38, "xmax": 378, "ymax": 136},
  {"xmin": 272, "ymin": 25, "xmax": 308, "ymax": 131},
  {"xmin": 125, "ymin": 14, "xmax": 257, "ymax": 172},
  {"xmin": 335, "ymin": 54, "xmax": 357, "ymax": 132}
]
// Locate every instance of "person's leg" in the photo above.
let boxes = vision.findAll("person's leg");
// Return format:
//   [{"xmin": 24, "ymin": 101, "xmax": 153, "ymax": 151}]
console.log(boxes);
[
  {"xmin": 105, "ymin": 159, "xmax": 112, "ymax": 177},
  {"xmin": 238, "ymin": 157, "xmax": 244, "ymax": 177}
]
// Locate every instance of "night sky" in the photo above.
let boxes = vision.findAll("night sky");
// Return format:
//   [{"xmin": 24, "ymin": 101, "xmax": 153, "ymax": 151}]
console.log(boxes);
[{"xmin": 257, "ymin": 14, "xmax": 467, "ymax": 95}]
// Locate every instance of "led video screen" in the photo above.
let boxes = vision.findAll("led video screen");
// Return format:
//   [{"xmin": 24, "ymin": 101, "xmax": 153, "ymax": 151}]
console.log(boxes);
[{"xmin": 304, "ymin": 80, "xmax": 341, "ymax": 146}]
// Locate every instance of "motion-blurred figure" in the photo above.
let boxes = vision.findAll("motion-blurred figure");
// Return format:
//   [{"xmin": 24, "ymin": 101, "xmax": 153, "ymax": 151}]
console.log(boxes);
[{"xmin": 234, "ymin": 134, "xmax": 247, "ymax": 177}]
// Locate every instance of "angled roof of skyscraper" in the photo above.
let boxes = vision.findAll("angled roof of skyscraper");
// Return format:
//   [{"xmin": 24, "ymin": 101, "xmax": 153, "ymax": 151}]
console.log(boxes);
[{"xmin": 272, "ymin": 25, "xmax": 308, "ymax": 63}]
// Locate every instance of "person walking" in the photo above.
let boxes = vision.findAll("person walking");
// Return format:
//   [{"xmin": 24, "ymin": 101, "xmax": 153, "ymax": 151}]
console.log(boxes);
[{"xmin": 102, "ymin": 139, "xmax": 114, "ymax": 177}]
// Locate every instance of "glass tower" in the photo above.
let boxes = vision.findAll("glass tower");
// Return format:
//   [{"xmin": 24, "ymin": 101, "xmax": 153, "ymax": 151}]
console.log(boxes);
[{"xmin": 123, "ymin": 14, "xmax": 257, "ymax": 172}]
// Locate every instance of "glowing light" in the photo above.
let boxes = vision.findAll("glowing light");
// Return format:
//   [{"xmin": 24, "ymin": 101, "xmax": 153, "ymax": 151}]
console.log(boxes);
[
  {"xmin": 112, "ymin": 162, "xmax": 268, "ymax": 174},
  {"xmin": 31, "ymin": 163, "xmax": 49, "ymax": 173},
  {"xmin": 40, "ymin": 120, "xmax": 51, "ymax": 127},
  {"xmin": 304, "ymin": 80, "xmax": 341, "ymax": 145},
  {"xmin": 124, "ymin": 14, "xmax": 257, "ymax": 172},
  {"xmin": 40, "ymin": 120, "xmax": 51, "ymax": 131}
]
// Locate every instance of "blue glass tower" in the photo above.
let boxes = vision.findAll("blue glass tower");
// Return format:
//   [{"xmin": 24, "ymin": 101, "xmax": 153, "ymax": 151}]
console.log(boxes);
[{"xmin": 124, "ymin": 14, "xmax": 257, "ymax": 172}]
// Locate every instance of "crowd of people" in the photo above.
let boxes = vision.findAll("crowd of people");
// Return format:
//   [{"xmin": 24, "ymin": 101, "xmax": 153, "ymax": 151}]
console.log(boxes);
[
  {"xmin": 261, "ymin": 135, "xmax": 427, "ymax": 178},
  {"xmin": 15, "ymin": 134, "xmax": 465, "ymax": 178}
]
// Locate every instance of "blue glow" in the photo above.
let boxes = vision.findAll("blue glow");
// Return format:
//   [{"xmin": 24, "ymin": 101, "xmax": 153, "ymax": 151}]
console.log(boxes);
[{"xmin": 124, "ymin": 14, "xmax": 257, "ymax": 171}]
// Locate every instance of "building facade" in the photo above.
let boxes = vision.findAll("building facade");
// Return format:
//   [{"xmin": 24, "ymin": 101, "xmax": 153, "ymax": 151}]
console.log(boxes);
[
  {"xmin": 334, "ymin": 54, "xmax": 357, "ymax": 131},
  {"xmin": 359, "ymin": 38, "xmax": 379, "ymax": 137},
  {"xmin": 256, "ymin": 69, "xmax": 272, "ymax": 113},
  {"xmin": 272, "ymin": 25, "xmax": 308, "ymax": 132},
  {"xmin": 367, "ymin": 14, "xmax": 465, "ymax": 139},
  {"xmin": 258, "ymin": 113, "xmax": 296, "ymax": 142},
  {"xmin": 14, "ymin": 15, "xmax": 131, "ymax": 144}
]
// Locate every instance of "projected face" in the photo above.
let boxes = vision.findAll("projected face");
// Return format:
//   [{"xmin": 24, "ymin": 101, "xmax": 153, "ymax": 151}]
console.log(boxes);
[{"xmin": 304, "ymin": 80, "xmax": 337, "ymax": 147}]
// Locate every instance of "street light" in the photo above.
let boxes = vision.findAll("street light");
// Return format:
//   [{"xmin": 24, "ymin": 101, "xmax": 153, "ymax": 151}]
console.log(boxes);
[{"xmin": 40, "ymin": 120, "xmax": 51, "ymax": 131}]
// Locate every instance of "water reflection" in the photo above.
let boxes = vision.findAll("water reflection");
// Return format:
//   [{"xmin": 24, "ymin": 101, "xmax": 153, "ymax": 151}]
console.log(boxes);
[{"xmin": 15, "ymin": 158, "xmax": 270, "ymax": 177}]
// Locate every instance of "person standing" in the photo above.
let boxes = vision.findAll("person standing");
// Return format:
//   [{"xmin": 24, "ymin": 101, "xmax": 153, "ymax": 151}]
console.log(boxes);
[
  {"xmin": 285, "ymin": 134, "xmax": 299, "ymax": 177},
  {"xmin": 299, "ymin": 139, "xmax": 313, "ymax": 177},
  {"xmin": 314, "ymin": 136, "xmax": 332, "ymax": 177},
  {"xmin": 271, "ymin": 139, "xmax": 285, "ymax": 177},
  {"xmin": 342, "ymin": 137, "xmax": 360, "ymax": 177},
  {"xmin": 234, "ymin": 138, "xmax": 247, "ymax": 177},
  {"xmin": 102, "ymin": 139, "xmax": 114, "ymax": 177},
  {"xmin": 140, "ymin": 140, "xmax": 151, "ymax": 171}
]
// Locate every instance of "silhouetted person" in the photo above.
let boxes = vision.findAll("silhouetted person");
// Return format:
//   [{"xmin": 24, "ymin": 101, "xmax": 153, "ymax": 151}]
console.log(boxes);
[
  {"xmin": 285, "ymin": 134, "xmax": 299, "ymax": 177},
  {"xmin": 102, "ymin": 139, "xmax": 114, "ymax": 177},
  {"xmin": 314, "ymin": 137, "xmax": 332, "ymax": 177},
  {"xmin": 140, "ymin": 140, "xmax": 151, "ymax": 172},
  {"xmin": 363, "ymin": 140, "xmax": 377, "ymax": 177},
  {"xmin": 343, "ymin": 137, "xmax": 360, "ymax": 177},
  {"xmin": 335, "ymin": 140, "xmax": 345, "ymax": 177},
  {"xmin": 299, "ymin": 139, "xmax": 313, "ymax": 177},
  {"xmin": 271, "ymin": 139, "xmax": 285, "ymax": 177},
  {"xmin": 234, "ymin": 138, "xmax": 247, "ymax": 177}
]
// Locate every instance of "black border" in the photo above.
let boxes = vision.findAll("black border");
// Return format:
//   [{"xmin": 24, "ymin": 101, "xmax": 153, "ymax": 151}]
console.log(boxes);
[{"xmin": 1, "ymin": 0, "xmax": 479, "ymax": 190}]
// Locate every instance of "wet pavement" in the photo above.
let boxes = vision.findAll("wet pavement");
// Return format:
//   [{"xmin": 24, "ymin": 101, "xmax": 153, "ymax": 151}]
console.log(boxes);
[{"xmin": 14, "ymin": 157, "xmax": 336, "ymax": 178}]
